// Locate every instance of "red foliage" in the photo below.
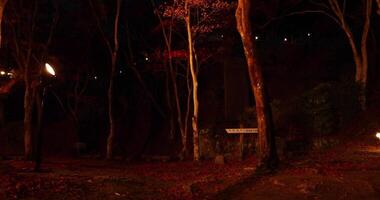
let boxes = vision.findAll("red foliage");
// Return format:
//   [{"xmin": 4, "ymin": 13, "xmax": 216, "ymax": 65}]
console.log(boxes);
[{"xmin": 160, "ymin": 0, "xmax": 234, "ymax": 35}]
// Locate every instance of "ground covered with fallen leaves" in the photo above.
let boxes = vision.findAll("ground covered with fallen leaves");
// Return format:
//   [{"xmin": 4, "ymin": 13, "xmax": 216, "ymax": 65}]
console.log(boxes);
[
  {"xmin": 218, "ymin": 134, "xmax": 380, "ymax": 200},
  {"xmin": 2, "ymin": 105, "xmax": 380, "ymax": 199},
  {"xmin": 0, "ymin": 156, "xmax": 259, "ymax": 199},
  {"xmin": 217, "ymin": 101, "xmax": 380, "ymax": 200},
  {"xmin": 2, "ymin": 130, "xmax": 380, "ymax": 200}
]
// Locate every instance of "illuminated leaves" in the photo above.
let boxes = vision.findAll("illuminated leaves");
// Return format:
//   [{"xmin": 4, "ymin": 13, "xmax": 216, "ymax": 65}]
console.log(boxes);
[{"xmin": 160, "ymin": 0, "xmax": 234, "ymax": 35}]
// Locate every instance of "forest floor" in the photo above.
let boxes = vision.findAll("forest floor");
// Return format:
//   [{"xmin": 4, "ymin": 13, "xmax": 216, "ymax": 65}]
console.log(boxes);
[
  {"xmin": 0, "ymin": 156, "xmax": 259, "ymax": 199},
  {"xmin": 1, "ymin": 128, "xmax": 380, "ymax": 200},
  {"xmin": 216, "ymin": 98, "xmax": 380, "ymax": 200},
  {"xmin": 217, "ymin": 133, "xmax": 380, "ymax": 200},
  {"xmin": 2, "ymin": 107, "xmax": 380, "ymax": 199}
]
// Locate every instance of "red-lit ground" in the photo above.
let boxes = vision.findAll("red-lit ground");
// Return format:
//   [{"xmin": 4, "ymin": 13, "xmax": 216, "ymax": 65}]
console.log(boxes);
[
  {"xmin": 218, "ymin": 134, "xmax": 380, "ymax": 200},
  {"xmin": 2, "ymin": 101, "xmax": 380, "ymax": 200},
  {"xmin": 2, "ymin": 131, "xmax": 380, "ymax": 199},
  {"xmin": 0, "ymin": 157, "xmax": 258, "ymax": 199},
  {"xmin": 218, "ymin": 100, "xmax": 380, "ymax": 200}
]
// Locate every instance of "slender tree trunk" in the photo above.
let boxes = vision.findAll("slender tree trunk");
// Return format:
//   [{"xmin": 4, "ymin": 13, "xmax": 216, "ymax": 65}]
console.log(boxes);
[
  {"xmin": 164, "ymin": 60, "xmax": 175, "ymax": 139},
  {"xmin": 106, "ymin": 0, "xmax": 121, "ymax": 159},
  {"xmin": 169, "ymin": 60, "xmax": 188, "ymax": 158},
  {"xmin": 106, "ymin": 54, "xmax": 117, "ymax": 159},
  {"xmin": 34, "ymin": 87, "xmax": 45, "ymax": 172},
  {"xmin": 24, "ymin": 84, "xmax": 34, "ymax": 160},
  {"xmin": 185, "ymin": 1, "xmax": 199, "ymax": 162},
  {"xmin": 235, "ymin": 0, "xmax": 278, "ymax": 169},
  {"xmin": 153, "ymin": 3, "xmax": 188, "ymax": 159},
  {"xmin": 358, "ymin": 0, "xmax": 372, "ymax": 110},
  {"xmin": 328, "ymin": 0, "xmax": 372, "ymax": 110},
  {"xmin": 0, "ymin": 0, "xmax": 8, "ymax": 45},
  {"xmin": 184, "ymin": 66, "xmax": 192, "ymax": 158}
]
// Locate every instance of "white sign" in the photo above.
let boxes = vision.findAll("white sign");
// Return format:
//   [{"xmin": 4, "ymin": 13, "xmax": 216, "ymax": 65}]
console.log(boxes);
[{"xmin": 225, "ymin": 128, "xmax": 258, "ymax": 134}]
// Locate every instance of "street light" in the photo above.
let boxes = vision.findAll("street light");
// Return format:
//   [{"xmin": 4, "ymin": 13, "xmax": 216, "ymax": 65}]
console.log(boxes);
[
  {"xmin": 34, "ymin": 63, "xmax": 56, "ymax": 172},
  {"xmin": 45, "ymin": 63, "xmax": 56, "ymax": 76},
  {"xmin": 376, "ymin": 132, "xmax": 380, "ymax": 140}
]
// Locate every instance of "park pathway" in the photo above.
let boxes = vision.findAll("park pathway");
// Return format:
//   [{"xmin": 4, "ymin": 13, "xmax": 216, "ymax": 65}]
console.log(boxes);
[{"xmin": 217, "ymin": 106, "xmax": 380, "ymax": 200}]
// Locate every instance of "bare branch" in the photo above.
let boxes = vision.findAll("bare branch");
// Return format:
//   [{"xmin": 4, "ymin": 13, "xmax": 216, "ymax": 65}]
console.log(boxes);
[
  {"xmin": 259, "ymin": 10, "xmax": 340, "ymax": 29},
  {"xmin": 88, "ymin": 0, "xmax": 113, "ymax": 54},
  {"xmin": 129, "ymin": 65, "xmax": 167, "ymax": 118}
]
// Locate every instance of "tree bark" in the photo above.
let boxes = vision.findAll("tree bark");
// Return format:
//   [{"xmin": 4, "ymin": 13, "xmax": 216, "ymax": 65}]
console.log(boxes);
[
  {"xmin": 327, "ymin": 0, "xmax": 372, "ymax": 110},
  {"xmin": 235, "ymin": 0, "xmax": 278, "ymax": 169},
  {"xmin": 154, "ymin": 6, "xmax": 188, "ymax": 158},
  {"xmin": 24, "ymin": 85, "xmax": 34, "ymax": 160},
  {"xmin": 358, "ymin": 0, "xmax": 372, "ymax": 110},
  {"xmin": 106, "ymin": 0, "xmax": 121, "ymax": 159},
  {"xmin": 0, "ymin": 0, "xmax": 8, "ymax": 45},
  {"xmin": 185, "ymin": 0, "xmax": 199, "ymax": 162}
]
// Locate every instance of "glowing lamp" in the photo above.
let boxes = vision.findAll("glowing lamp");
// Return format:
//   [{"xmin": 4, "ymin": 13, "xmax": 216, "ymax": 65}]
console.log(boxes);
[
  {"xmin": 45, "ymin": 63, "xmax": 56, "ymax": 76},
  {"xmin": 0, "ymin": 71, "xmax": 5, "ymax": 75},
  {"xmin": 376, "ymin": 132, "xmax": 380, "ymax": 140}
]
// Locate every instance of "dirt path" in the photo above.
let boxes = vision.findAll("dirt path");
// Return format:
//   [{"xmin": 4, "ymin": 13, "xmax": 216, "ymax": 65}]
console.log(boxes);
[
  {"xmin": 217, "ymin": 133, "xmax": 380, "ymax": 200},
  {"xmin": 0, "ymin": 157, "xmax": 259, "ymax": 199}
]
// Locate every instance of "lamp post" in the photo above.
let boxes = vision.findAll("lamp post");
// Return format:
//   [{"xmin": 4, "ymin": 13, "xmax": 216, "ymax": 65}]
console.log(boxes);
[{"xmin": 34, "ymin": 63, "xmax": 56, "ymax": 172}]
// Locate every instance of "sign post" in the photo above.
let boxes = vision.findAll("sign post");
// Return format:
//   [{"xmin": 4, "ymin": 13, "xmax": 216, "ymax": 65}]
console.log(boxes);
[{"xmin": 225, "ymin": 128, "xmax": 258, "ymax": 160}]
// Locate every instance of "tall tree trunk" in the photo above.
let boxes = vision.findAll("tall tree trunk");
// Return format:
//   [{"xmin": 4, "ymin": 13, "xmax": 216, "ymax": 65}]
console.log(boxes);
[
  {"xmin": 327, "ymin": 0, "xmax": 372, "ymax": 110},
  {"xmin": 106, "ymin": 0, "xmax": 121, "ymax": 159},
  {"xmin": 153, "ymin": 1, "xmax": 189, "ymax": 159},
  {"xmin": 358, "ymin": 0, "xmax": 372, "ymax": 110},
  {"xmin": 24, "ymin": 85, "xmax": 34, "ymax": 160},
  {"xmin": 0, "ymin": 0, "xmax": 8, "ymax": 45},
  {"xmin": 235, "ymin": 0, "xmax": 278, "ymax": 169},
  {"xmin": 185, "ymin": 1, "xmax": 199, "ymax": 162},
  {"xmin": 0, "ymin": 0, "xmax": 8, "ymax": 130},
  {"xmin": 164, "ymin": 60, "xmax": 175, "ymax": 139},
  {"xmin": 106, "ymin": 54, "xmax": 117, "ymax": 159}
]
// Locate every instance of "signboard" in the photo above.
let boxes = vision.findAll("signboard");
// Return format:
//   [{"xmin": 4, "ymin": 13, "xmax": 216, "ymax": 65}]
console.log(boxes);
[{"xmin": 225, "ymin": 128, "xmax": 258, "ymax": 134}]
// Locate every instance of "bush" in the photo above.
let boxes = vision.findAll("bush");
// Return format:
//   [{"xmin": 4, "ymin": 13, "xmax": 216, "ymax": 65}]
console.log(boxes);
[
  {"xmin": 334, "ymin": 81, "xmax": 360, "ymax": 125},
  {"xmin": 302, "ymin": 81, "xmax": 360, "ymax": 136},
  {"xmin": 302, "ymin": 83, "xmax": 338, "ymax": 135}
]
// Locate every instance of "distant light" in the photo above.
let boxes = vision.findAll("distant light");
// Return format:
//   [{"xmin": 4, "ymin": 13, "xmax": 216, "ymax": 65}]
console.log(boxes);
[
  {"xmin": 307, "ymin": 33, "xmax": 312, "ymax": 37},
  {"xmin": 119, "ymin": 70, "xmax": 123, "ymax": 74},
  {"xmin": 376, "ymin": 132, "xmax": 380, "ymax": 140},
  {"xmin": 94, "ymin": 76, "xmax": 98, "ymax": 80},
  {"xmin": 0, "ymin": 71, "xmax": 5, "ymax": 75},
  {"xmin": 7, "ymin": 72, "xmax": 13, "ymax": 77},
  {"xmin": 145, "ymin": 57, "xmax": 149, "ymax": 61},
  {"xmin": 255, "ymin": 36, "xmax": 259, "ymax": 40},
  {"xmin": 284, "ymin": 37, "xmax": 288, "ymax": 42},
  {"xmin": 221, "ymin": 34, "xmax": 224, "ymax": 38},
  {"xmin": 45, "ymin": 63, "xmax": 56, "ymax": 76}
]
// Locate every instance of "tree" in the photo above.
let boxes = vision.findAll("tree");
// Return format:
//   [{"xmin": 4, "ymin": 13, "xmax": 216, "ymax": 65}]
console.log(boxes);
[
  {"xmin": 235, "ymin": 0, "xmax": 278, "ymax": 169},
  {"xmin": 151, "ymin": 0, "xmax": 190, "ymax": 159},
  {"xmin": 161, "ymin": 0, "xmax": 232, "ymax": 161},
  {"xmin": 0, "ymin": 0, "xmax": 8, "ymax": 45},
  {"xmin": 310, "ymin": 0, "xmax": 373, "ymax": 110},
  {"xmin": 5, "ymin": 0, "xmax": 58, "ymax": 160},
  {"xmin": 184, "ymin": 0, "xmax": 200, "ymax": 161},
  {"xmin": 88, "ymin": 0, "xmax": 121, "ymax": 159}
]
